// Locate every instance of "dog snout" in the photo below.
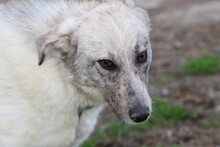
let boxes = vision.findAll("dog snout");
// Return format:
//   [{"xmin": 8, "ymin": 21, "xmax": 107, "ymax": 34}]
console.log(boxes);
[{"xmin": 129, "ymin": 106, "xmax": 150, "ymax": 123}]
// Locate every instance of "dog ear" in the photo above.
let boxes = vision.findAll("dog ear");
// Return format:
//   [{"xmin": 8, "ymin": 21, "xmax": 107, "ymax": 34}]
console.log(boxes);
[
  {"xmin": 120, "ymin": 0, "xmax": 135, "ymax": 6},
  {"xmin": 37, "ymin": 19, "xmax": 81, "ymax": 65},
  {"xmin": 104, "ymin": 0, "xmax": 135, "ymax": 7}
]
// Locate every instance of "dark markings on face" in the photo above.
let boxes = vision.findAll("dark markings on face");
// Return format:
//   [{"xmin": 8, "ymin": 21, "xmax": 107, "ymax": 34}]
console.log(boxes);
[
  {"xmin": 107, "ymin": 72, "xmax": 117, "ymax": 82},
  {"xmin": 135, "ymin": 44, "xmax": 140, "ymax": 51},
  {"xmin": 108, "ymin": 95, "xmax": 125, "ymax": 120},
  {"xmin": 135, "ymin": 40, "xmax": 148, "ymax": 51},
  {"xmin": 105, "ymin": 80, "xmax": 130, "ymax": 121},
  {"xmin": 134, "ymin": 41, "xmax": 149, "ymax": 64},
  {"xmin": 96, "ymin": 66, "xmax": 105, "ymax": 77},
  {"xmin": 134, "ymin": 39, "xmax": 152, "ymax": 74},
  {"xmin": 118, "ymin": 93, "xmax": 122, "ymax": 98},
  {"xmin": 127, "ymin": 86, "xmax": 136, "ymax": 97}
]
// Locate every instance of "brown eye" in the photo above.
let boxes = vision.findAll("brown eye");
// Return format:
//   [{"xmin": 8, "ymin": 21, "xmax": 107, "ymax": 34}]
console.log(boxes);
[
  {"xmin": 98, "ymin": 60, "xmax": 116, "ymax": 70},
  {"xmin": 137, "ymin": 51, "xmax": 147, "ymax": 63}
]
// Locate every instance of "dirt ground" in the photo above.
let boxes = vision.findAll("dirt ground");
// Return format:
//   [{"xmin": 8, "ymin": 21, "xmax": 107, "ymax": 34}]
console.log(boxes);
[{"xmin": 1, "ymin": 0, "xmax": 220, "ymax": 147}]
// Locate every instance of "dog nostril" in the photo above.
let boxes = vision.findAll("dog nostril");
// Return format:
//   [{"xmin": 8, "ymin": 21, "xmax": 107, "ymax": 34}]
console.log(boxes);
[{"xmin": 129, "ymin": 107, "xmax": 150, "ymax": 123}]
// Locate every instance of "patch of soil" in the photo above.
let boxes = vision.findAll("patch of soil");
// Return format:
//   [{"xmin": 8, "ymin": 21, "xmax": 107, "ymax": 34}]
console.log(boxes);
[
  {"xmin": 150, "ymin": 75, "xmax": 220, "ymax": 111},
  {"xmin": 98, "ymin": 123, "xmax": 220, "ymax": 147}
]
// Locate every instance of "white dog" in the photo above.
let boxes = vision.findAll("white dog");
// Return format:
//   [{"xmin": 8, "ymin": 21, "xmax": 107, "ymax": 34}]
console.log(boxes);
[{"xmin": 0, "ymin": 0, "xmax": 152, "ymax": 146}]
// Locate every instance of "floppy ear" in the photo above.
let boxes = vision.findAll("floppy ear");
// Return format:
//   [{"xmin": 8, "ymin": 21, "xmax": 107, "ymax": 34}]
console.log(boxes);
[
  {"xmin": 104, "ymin": 0, "xmax": 135, "ymax": 7},
  {"xmin": 37, "ymin": 19, "xmax": 81, "ymax": 65},
  {"xmin": 120, "ymin": 0, "xmax": 135, "ymax": 6}
]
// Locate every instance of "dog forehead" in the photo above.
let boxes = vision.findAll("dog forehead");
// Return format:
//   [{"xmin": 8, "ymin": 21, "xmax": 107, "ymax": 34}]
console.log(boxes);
[{"xmin": 77, "ymin": 5, "xmax": 150, "ymax": 55}]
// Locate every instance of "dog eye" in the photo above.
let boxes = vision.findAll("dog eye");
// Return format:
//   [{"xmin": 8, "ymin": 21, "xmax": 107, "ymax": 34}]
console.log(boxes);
[
  {"xmin": 98, "ymin": 60, "xmax": 116, "ymax": 70},
  {"xmin": 137, "ymin": 51, "xmax": 147, "ymax": 64}
]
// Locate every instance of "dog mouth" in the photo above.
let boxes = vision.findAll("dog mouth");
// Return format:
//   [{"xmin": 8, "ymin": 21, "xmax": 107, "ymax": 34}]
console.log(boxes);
[
  {"xmin": 104, "ymin": 85, "xmax": 152, "ymax": 124},
  {"xmin": 107, "ymin": 101, "xmax": 151, "ymax": 124}
]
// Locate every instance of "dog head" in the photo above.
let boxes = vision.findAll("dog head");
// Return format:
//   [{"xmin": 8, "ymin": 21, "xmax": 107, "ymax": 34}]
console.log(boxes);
[{"xmin": 37, "ymin": 0, "xmax": 152, "ymax": 124}]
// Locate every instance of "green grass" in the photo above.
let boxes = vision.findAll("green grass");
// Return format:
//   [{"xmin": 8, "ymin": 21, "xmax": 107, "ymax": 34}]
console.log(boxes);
[
  {"xmin": 200, "ymin": 114, "xmax": 220, "ymax": 128},
  {"xmin": 80, "ymin": 140, "xmax": 96, "ymax": 147},
  {"xmin": 150, "ymin": 76, "xmax": 170, "ymax": 85},
  {"xmin": 81, "ymin": 98, "xmax": 191, "ymax": 147},
  {"xmin": 183, "ymin": 54, "xmax": 220, "ymax": 75},
  {"xmin": 153, "ymin": 99, "xmax": 191, "ymax": 123}
]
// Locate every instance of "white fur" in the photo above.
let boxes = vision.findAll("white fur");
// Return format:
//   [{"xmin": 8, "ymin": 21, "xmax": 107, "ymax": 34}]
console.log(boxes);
[
  {"xmin": 0, "ymin": 1, "xmax": 103, "ymax": 146},
  {"xmin": 0, "ymin": 0, "xmax": 151, "ymax": 146}
]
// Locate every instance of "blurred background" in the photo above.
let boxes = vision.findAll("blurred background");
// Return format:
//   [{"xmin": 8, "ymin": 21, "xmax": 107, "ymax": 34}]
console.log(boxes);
[{"xmin": 1, "ymin": 0, "xmax": 220, "ymax": 147}]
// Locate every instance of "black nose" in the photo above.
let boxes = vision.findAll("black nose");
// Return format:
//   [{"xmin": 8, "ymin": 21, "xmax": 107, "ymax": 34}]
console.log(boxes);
[{"xmin": 129, "ymin": 106, "xmax": 150, "ymax": 123}]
